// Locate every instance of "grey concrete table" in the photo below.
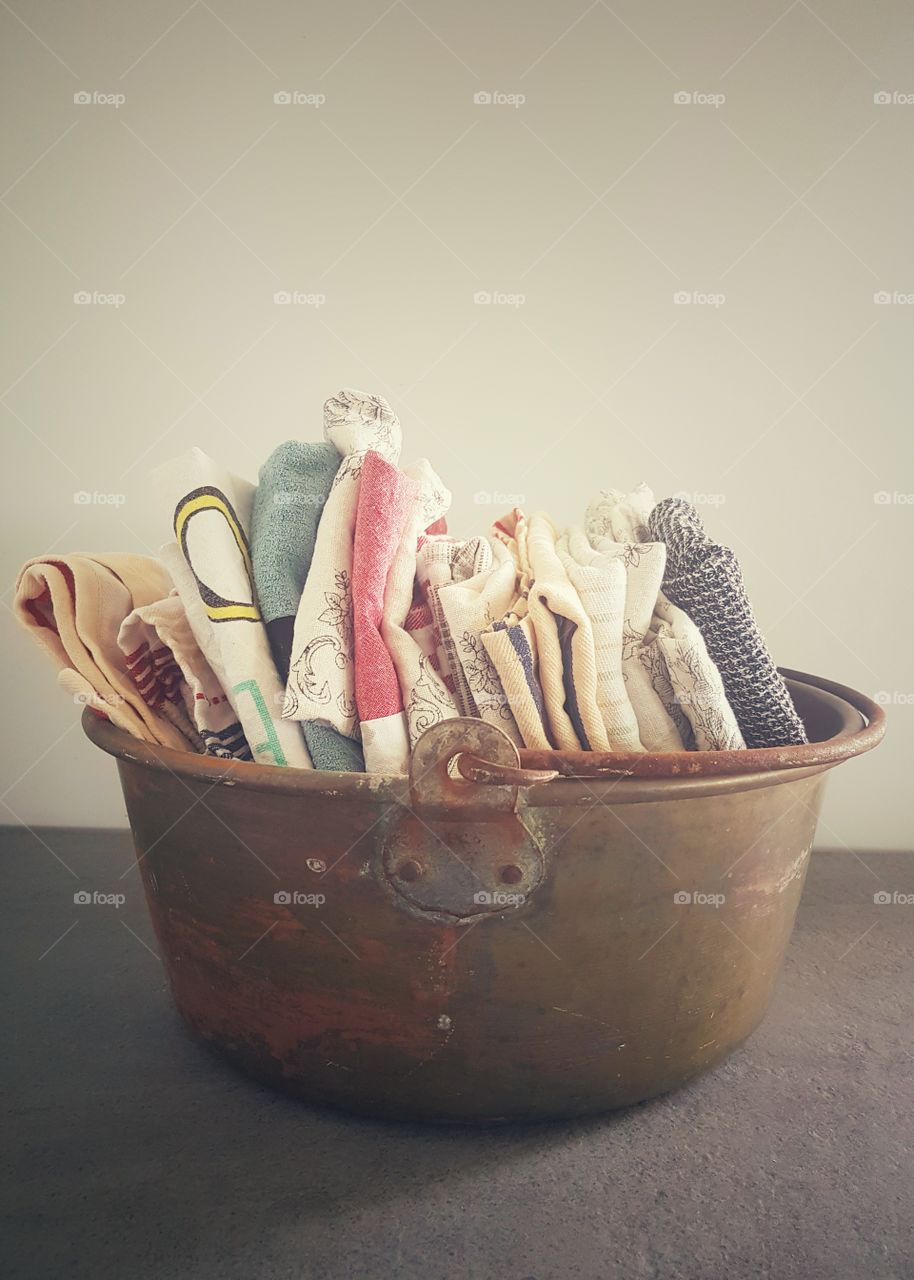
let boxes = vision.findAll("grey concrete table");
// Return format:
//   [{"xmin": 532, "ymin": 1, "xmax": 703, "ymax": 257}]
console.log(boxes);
[{"xmin": 2, "ymin": 825, "xmax": 912, "ymax": 1280}]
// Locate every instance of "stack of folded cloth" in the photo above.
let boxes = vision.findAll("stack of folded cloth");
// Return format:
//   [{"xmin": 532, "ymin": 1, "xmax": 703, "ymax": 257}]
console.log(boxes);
[{"xmin": 15, "ymin": 387, "xmax": 808, "ymax": 774}]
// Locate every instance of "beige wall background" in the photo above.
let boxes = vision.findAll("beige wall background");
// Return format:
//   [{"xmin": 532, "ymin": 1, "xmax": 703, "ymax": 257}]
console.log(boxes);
[{"xmin": 1, "ymin": 0, "xmax": 910, "ymax": 847}]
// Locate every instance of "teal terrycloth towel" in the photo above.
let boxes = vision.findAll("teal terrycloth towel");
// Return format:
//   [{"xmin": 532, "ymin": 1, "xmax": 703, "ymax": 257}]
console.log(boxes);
[
  {"xmin": 302, "ymin": 721, "xmax": 364, "ymax": 773},
  {"xmin": 252, "ymin": 440, "xmax": 364, "ymax": 772},
  {"xmin": 252, "ymin": 441, "xmax": 340, "ymax": 626}
]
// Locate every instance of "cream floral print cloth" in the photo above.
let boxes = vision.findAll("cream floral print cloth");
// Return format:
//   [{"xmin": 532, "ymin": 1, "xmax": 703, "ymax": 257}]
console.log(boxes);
[
  {"xmin": 415, "ymin": 534, "xmax": 493, "ymax": 716},
  {"xmin": 586, "ymin": 482, "xmax": 654, "ymax": 544},
  {"xmin": 647, "ymin": 595, "xmax": 746, "ymax": 751},
  {"xmin": 586, "ymin": 485, "xmax": 744, "ymax": 753},
  {"xmin": 436, "ymin": 538, "xmax": 523, "ymax": 745},
  {"xmin": 284, "ymin": 390, "xmax": 401, "ymax": 738}
]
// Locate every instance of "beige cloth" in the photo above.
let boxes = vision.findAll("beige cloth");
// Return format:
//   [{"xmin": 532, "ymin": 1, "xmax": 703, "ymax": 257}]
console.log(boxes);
[
  {"xmin": 15, "ymin": 553, "xmax": 194, "ymax": 750},
  {"xmin": 525, "ymin": 513, "xmax": 607, "ymax": 751},
  {"xmin": 436, "ymin": 540, "xmax": 523, "ymax": 744},
  {"xmin": 119, "ymin": 592, "xmax": 251, "ymax": 760},
  {"xmin": 584, "ymin": 486, "xmax": 685, "ymax": 751},
  {"xmin": 586, "ymin": 483, "xmax": 654, "ymax": 544},
  {"xmin": 556, "ymin": 527, "xmax": 644, "ymax": 752},
  {"xmin": 416, "ymin": 535, "xmax": 493, "ymax": 717},
  {"xmin": 648, "ymin": 594, "xmax": 746, "ymax": 751},
  {"xmin": 480, "ymin": 510, "xmax": 552, "ymax": 750}
]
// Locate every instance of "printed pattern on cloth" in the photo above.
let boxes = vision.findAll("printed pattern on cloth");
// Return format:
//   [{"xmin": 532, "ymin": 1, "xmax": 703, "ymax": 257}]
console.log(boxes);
[
  {"xmin": 585, "ymin": 482, "xmax": 655, "ymax": 544},
  {"xmin": 436, "ymin": 539, "xmax": 522, "ymax": 744},
  {"xmin": 154, "ymin": 449, "xmax": 311, "ymax": 769},
  {"xmin": 647, "ymin": 594, "xmax": 745, "ymax": 752},
  {"xmin": 119, "ymin": 592, "xmax": 251, "ymax": 761},
  {"xmin": 14, "ymin": 552, "xmax": 198, "ymax": 752},
  {"xmin": 415, "ymin": 534, "xmax": 493, "ymax": 716},
  {"xmin": 284, "ymin": 390, "xmax": 401, "ymax": 740}
]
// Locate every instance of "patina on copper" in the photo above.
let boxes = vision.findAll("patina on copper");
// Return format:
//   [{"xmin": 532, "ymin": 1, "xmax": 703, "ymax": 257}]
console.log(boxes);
[{"xmin": 82, "ymin": 668, "xmax": 884, "ymax": 1124}]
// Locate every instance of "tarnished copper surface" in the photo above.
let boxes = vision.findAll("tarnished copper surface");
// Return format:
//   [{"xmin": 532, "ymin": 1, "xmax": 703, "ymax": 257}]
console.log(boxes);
[{"xmin": 82, "ymin": 668, "xmax": 884, "ymax": 1123}]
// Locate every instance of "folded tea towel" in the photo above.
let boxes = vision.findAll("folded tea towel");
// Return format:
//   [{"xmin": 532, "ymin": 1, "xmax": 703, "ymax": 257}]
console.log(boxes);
[
  {"xmin": 284, "ymin": 391, "xmax": 401, "ymax": 748},
  {"xmin": 250, "ymin": 440, "xmax": 340, "ymax": 683},
  {"xmin": 15, "ymin": 553, "xmax": 195, "ymax": 751},
  {"xmin": 585, "ymin": 483, "xmax": 687, "ymax": 752},
  {"xmin": 154, "ymin": 448, "xmax": 311, "ymax": 769},
  {"xmin": 586, "ymin": 483, "xmax": 655, "ymax": 544},
  {"xmin": 116, "ymin": 606, "xmax": 203, "ymax": 751},
  {"xmin": 381, "ymin": 459, "xmax": 458, "ymax": 746},
  {"xmin": 648, "ymin": 497, "xmax": 807, "ymax": 748},
  {"xmin": 556, "ymin": 528, "xmax": 644, "ymax": 752},
  {"xmin": 119, "ymin": 592, "xmax": 251, "ymax": 760},
  {"xmin": 58, "ymin": 666, "xmax": 158, "ymax": 738},
  {"xmin": 524, "ymin": 513, "xmax": 610, "ymax": 751},
  {"xmin": 646, "ymin": 595, "xmax": 745, "ymax": 751},
  {"xmin": 435, "ymin": 541, "xmax": 523, "ymax": 744},
  {"xmin": 636, "ymin": 633, "xmax": 695, "ymax": 749},
  {"xmin": 352, "ymin": 450, "xmax": 418, "ymax": 773},
  {"xmin": 586, "ymin": 532, "xmax": 685, "ymax": 752},
  {"xmin": 480, "ymin": 510, "xmax": 552, "ymax": 750},
  {"xmin": 415, "ymin": 534, "xmax": 493, "ymax": 715}
]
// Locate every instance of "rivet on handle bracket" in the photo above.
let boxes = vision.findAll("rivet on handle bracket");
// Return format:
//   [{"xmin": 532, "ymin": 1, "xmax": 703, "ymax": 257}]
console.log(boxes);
[{"xmin": 379, "ymin": 719, "xmax": 550, "ymax": 923}]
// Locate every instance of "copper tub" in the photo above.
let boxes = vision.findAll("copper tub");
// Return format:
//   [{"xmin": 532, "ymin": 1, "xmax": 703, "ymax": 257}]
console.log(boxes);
[{"xmin": 84, "ymin": 668, "xmax": 884, "ymax": 1124}]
